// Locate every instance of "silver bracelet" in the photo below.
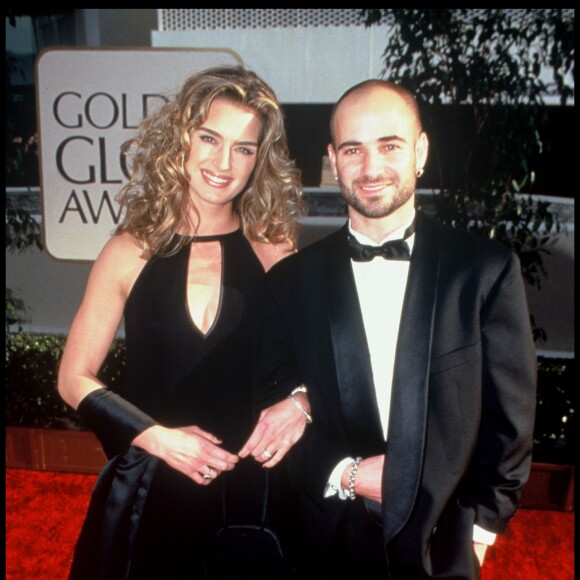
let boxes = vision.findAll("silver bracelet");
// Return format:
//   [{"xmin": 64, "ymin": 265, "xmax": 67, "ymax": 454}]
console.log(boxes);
[
  {"xmin": 348, "ymin": 457, "xmax": 363, "ymax": 500},
  {"xmin": 287, "ymin": 393, "xmax": 313, "ymax": 424}
]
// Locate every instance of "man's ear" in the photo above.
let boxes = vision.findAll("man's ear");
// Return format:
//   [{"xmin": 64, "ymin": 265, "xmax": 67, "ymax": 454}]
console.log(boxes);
[
  {"xmin": 416, "ymin": 132, "xmax": 429, "ymax": 172},
  {"xmin": 327, "ymin": 143, "xmax": 338, "ymax": 180}
]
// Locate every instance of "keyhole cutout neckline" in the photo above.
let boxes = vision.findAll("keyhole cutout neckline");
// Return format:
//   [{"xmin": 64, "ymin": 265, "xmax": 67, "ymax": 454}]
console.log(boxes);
[{"xmin": 181, "ymin": 230, "xmax": 240, "ymax": 337}]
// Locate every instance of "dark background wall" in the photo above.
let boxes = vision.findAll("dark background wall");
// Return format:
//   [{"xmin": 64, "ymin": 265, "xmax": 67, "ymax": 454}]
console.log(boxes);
[{"xmin": 282, "ymin": 103, "xmax": 574, "ymax": 193}]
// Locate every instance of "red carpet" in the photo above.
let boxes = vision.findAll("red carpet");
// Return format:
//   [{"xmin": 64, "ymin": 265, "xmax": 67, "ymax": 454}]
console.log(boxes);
[
  {"xmin": 5, "ymin": 469, "xmax": 574, "ymax": 579},
  {"xmin": 481, "ymin": 508, "xmax": 574, "ymax": 579},
  {"xmin": 6, "ymin": 469, "xmax": 96, "ymax": 580}
]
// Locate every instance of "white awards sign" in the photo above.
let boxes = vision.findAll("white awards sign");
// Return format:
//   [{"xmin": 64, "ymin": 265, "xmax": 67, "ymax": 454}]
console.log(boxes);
[{"xmin": 37, "ymin": 48, "xmax": 242, "ymax": 261}]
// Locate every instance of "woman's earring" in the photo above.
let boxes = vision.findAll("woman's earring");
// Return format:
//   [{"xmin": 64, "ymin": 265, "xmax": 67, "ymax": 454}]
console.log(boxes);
[{"xmin": 416, "ymin": 168, "xmax": 424, "ymax": 178}]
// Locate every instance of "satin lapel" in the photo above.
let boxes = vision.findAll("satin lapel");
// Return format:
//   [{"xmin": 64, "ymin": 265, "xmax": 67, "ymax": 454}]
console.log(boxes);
[
  {"xmin": 382, "ymin": 213, "xmax": 440, "ymax": 543},
  {"xmin": 326, "ymin": 226, "xmax": 384, "ymax": 452}
]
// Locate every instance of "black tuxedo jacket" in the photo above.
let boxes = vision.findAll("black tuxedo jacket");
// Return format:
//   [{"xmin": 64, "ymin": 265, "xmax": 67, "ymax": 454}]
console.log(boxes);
[{"xmin": 257, "ymin": 212, "xmax": 537, "ymax": 579}]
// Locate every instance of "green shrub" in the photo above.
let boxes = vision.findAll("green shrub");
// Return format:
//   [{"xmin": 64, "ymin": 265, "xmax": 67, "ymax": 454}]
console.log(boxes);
[
  {"xmin": 533, "ymin": 357, "xmax": 575, "ymax": 464},
  {"xmin": 5, "ymin": 332, "xmax": 126, "ymax": 429}
]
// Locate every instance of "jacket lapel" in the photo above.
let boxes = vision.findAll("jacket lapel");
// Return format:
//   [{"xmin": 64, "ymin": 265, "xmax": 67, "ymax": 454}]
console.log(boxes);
[
  {"xmin": 382, "ymin": 213, "xmax": 440, "ymax": 543},
  {"xmin": 325, "ymin": 226, "xmax": 384, "ymax": 453}
]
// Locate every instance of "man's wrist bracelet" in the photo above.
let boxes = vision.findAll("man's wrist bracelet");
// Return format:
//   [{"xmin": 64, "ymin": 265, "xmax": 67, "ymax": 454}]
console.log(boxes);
[
  {"xmin": 348, "ymin": 457, "xmax": 363, "ymax": 500},
  {"xmin": 287, "ymin": 393, "xmax": 313, "ymax": 424}
]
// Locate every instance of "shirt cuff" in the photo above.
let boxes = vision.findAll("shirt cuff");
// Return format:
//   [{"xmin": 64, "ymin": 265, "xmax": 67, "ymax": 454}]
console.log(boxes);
[
  {"xmin": 324, "ymin": 457, "xmax": 356, "ymax": 500},
  {"xmin": 473, "ymin": 524, "xmax": 497, "ymax": 545}
]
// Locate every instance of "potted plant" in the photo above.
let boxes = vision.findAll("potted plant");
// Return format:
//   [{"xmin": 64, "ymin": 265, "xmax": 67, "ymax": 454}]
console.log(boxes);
[{"xmin": 362, "ymin": 8, "xmax": 573, "ymax": 336}]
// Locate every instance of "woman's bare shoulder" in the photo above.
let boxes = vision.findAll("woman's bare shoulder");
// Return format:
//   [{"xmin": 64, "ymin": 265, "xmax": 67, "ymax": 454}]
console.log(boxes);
[
  {"xmin": 96, "ymin": 231, "xmax": 144, "ymax": 264},
  {"xmin": 90, "ymin": 232, "xmax": 148, "ymax": 297}
]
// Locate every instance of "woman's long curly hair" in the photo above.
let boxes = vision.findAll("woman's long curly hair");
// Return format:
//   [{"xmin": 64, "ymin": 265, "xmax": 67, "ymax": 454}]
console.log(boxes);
[{"xmin": 115, "ymin": 66, "xmax": 306, "ymax": 257}]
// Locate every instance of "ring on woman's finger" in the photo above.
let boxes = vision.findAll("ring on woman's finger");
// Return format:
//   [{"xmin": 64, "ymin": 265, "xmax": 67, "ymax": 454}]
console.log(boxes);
[
  {"xmin": 263, "ymin": 450, "xmax": 273, "ymax": 460},
  {"xmin": 203, "ymin": 467, "xmax": 213, "ymax": 480}
]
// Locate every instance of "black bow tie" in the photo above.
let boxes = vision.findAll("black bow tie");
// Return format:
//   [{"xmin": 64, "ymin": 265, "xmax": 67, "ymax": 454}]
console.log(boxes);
[{"xmin": 347, "ymin": 221, "xmax": 415, "ymax": 262}]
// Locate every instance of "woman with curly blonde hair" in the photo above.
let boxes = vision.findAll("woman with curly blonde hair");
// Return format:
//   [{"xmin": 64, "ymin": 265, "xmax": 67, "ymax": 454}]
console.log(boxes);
[
  {"xmin": 117, "ymin": 65, "xmax": 305, "ymax": 259},
  {"xmin": 58, "ymin": 66, "xmax": 310, "ymax": 579}
]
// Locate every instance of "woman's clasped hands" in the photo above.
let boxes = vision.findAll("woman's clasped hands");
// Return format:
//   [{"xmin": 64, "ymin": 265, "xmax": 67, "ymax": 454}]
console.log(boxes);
[{"xmin": 133, "ymin": 393, "xmax": 310, "ymax": 485}]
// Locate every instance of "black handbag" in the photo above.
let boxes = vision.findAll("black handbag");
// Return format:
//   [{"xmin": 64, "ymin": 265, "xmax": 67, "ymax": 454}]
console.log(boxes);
[{"xmin": 204, "ymin": 470, "xmax": 292, "ymax": 580}]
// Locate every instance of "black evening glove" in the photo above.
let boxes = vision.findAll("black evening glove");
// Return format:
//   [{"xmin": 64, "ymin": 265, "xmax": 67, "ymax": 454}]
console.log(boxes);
[{"xmin": 78, "ymin": 389, "xmax": 157, "ymax": 458}]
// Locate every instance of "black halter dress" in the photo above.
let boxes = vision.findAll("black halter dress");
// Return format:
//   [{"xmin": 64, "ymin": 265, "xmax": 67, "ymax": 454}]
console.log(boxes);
[{"xmin": 69, "ymin": 230, "xmax": 272, "ymax": 579}]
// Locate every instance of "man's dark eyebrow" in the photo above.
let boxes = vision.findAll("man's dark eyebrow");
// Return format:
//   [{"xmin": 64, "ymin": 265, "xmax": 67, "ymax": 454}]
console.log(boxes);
[
  {"xmin": 378, "ymin": 135, "xmax": 406, "ymax": 144},
  {"xmin": 336, "ymin": 140, "xmax": 362, "ymax": 152},
  {"xmin": 337, "ymin": 135, "xmax": 406, "ymax": 151},
  {"xmin": 197, "ymin": 125, "xmax": 258, "ymax": 147}
]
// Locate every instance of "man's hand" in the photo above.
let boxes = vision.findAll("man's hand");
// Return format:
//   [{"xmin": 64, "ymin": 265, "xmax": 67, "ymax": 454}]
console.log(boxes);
[{"xmin": 473, "ymin": 543, "xmax": 488, "ymax": 566}]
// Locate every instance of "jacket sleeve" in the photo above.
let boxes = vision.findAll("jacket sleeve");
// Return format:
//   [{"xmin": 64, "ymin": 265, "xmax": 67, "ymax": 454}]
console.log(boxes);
[
  {"xmin": 254, "ymin": 265, "xmax": 355, "ymax": 505},
  {"xmin": 467, "ymin": 251, "xmax": 537, "ymax": 532}
]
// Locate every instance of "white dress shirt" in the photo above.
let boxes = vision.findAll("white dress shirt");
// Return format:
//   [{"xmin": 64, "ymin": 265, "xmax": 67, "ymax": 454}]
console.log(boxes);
[{"xmin": 350, "ymin": 220, "xmax": 414, "ymax": 441}]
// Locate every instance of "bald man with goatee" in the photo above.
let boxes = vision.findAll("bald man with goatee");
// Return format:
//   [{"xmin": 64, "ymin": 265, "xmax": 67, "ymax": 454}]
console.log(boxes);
[{"xmin": 255, "ymin": 80, "xmax": 536, "ymax": 579}]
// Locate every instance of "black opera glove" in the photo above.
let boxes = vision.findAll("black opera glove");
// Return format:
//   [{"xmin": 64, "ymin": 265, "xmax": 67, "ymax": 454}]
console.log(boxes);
[{"xmin": 77, "ymin": 389, "xmax": 157, "ymax": 458}]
